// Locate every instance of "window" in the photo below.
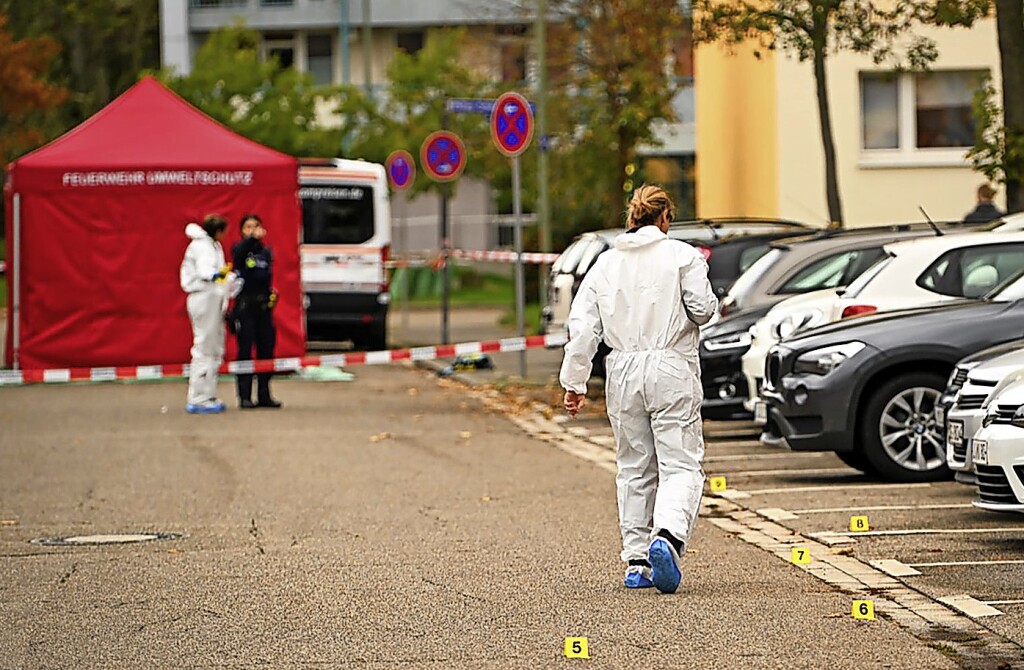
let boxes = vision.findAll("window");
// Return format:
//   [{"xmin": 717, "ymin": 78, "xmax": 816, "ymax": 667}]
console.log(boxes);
[
  {"xmin": 191, "ymin": 0, "xmax": 247, "ymax": 7},
  {"xmin": 261, "ymin": 0, "xmax": 293, "ymax": 6},
  {"xmin": 777, "ymin": 249, "xmax": 884, "ymax": 294},
  {"xmin": 264, "ymin": 32, "xmax": 295, "ymax": 69},
  {"xmin": 397, "ymin": 31, "xmax": 424, "ymax": 56},
  {"xmin": 307, "ymin": 34, "xmax": 333, "ymax": 85},
  {"xmin": 859, "ymin": 70, "xmax": 987, "ymax": 163},
  {"xmin": 917, "ymin": 244, "xmax": 1024, "ymax": 298},
  {"xmin": 501, "ymin": 43, "xmax": 527, "ymax": 84},
  {"xmin": 301, "ymin": 186, "xmax": 375, "ymax": 244}
]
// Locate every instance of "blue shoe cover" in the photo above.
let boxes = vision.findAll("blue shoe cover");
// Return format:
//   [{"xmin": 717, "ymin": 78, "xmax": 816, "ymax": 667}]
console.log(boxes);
[
  {"xmin": 186, "ymin": 402, "xmax": 226, "ymax": 414},
  {"xmin": 624, "ymin": 568, "xmax": 654, "ymax": 589},
  {"xmin": 648, "ymin": 538, "xmax": 682, "ymax": 594}
]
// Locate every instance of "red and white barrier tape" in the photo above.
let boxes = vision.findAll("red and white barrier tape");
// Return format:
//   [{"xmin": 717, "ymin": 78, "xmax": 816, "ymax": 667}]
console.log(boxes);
[
  {"xmin": 0, "ymin": 332, "xmax": 569, "ymax": 387},
  {"xmin": 450, "ymin": 249, "xmax": 559, "ymax": 264}
]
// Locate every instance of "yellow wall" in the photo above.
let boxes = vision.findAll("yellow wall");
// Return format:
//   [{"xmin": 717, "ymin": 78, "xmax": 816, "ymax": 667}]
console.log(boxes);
[
  {"xmin": 695, "ymin": 41, "xmax": 779, "ymax": 219},
  {"xmin": 774, "ymin": 20, "xmax": 1002, "ymax": 227}
]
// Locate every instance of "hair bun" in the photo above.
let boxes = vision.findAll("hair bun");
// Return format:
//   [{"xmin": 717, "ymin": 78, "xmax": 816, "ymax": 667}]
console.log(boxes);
[{"xmin": 626, "ymin": 184, "xmax": 675, "ymax": 229}]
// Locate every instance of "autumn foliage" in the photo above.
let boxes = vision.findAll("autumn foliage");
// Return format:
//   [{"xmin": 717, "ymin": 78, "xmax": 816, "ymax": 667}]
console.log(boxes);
[{"xmin": 0, "ymin": 14, "xmax": 66, "ymax": 167}]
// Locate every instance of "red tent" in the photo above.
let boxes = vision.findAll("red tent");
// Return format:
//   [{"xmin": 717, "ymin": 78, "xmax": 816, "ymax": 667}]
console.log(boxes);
[{"xmin": 4, "ymin": 76, "xmax": 304, "ymax": 370}]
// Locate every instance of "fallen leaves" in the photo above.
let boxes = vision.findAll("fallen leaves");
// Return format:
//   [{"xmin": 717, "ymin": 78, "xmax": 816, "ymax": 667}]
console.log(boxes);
[
  {"xmin": 369, "ymin": 432, "xmax": 394, "ymax": 443},
  {"xmin": 459, "ymin": 431, "xmax": 472, "ymax": 440}
]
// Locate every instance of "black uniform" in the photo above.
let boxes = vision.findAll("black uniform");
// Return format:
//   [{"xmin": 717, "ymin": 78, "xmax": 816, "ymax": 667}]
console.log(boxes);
[{"xmin": 232, "ymin": 237, "xmax": 277, "ymax": 405}]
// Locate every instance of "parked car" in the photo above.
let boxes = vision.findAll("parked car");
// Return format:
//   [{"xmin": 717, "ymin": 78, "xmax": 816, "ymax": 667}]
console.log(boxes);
[
  {"xmin": 542, "ymin": 218, "xmax": 809, "ymax": 338},
  {"xmin": 742, "ymin": 232, "xmax": 1024, "ymax": 412},
  {"xmin": 759, "ymin": 271, "xmax": 1024, "ymax": 482},
  {"xmin": 717, "ymin": 223, "xmax": 965, "ymax": 318},
  {"xmin": 942, "ymin": 342, "xmax": 1024, "ymax": 485},
  {"xmin": 970, "ymin": 377, "xmax": 1024, "ymax": 513},
  {"xmin": 698, "ymin": 224, "xmax": 951, "ymax": 419}
]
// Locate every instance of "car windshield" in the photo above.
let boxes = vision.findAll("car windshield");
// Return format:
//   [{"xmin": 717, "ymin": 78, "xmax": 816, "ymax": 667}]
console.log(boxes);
[
  {"xmin": 724, "ymin": 248, "xmax": 783, "ymax": 304},
  {"xmin": 552, "ymin": 238, "xmax": 592, "ymax": 275}
]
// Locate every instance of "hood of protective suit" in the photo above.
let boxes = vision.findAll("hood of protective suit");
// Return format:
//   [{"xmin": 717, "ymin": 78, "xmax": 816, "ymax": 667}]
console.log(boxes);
[
  {"xmin": 614, "ymin": 226, "xmax": 665, "ymax": 250},
  {"xmin": 185, "ymin": 222, "xmax": 208, "ymax": 240}
]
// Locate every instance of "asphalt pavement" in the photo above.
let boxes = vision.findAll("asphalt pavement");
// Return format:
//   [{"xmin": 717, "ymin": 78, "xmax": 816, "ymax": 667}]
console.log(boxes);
[{"xmin": 0, "ymin": 367, "xmax": 972, "ymax": 669}]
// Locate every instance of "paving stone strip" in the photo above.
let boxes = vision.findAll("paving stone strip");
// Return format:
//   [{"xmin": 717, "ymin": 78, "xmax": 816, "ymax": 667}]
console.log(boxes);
[{"xmin": 470, "ymin": 387, "xmax": 1024, "ymax": 670}]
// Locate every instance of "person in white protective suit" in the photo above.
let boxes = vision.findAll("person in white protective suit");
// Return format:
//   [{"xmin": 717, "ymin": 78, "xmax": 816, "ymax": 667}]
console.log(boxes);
[
  {"xmin": 180, "ymin": 215, "xmax": 236, "ymax": 414},
  {"xmin": 560, "ymin": 184, "xmax": 718, "ymax": 594}
]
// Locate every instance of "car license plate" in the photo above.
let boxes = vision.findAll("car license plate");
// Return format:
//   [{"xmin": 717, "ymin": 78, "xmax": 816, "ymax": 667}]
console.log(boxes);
[
  {"xmin": 754, "ymin": 401, "xmax": 768, "ymax": 426},
  {"xmin": 947, "ymin": 420, "xmax": 963, "ymax": 447},
  {"xmin": 973, "ymin": 439, "xmax": 989, "ymax": 466}
]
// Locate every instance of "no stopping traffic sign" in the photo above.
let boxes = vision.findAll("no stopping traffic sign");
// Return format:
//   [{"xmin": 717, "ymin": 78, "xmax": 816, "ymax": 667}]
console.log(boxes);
[
  {"xmin": 420, "ymin": 131, "xmax": 467, "ymax": 182},
  {"xmin": 385, "ymin": 150, "xmax": 415, "ymax": 190},
  {"xmin": 491, "ymin": 92, "xmax": 534, "ymax": 157}
]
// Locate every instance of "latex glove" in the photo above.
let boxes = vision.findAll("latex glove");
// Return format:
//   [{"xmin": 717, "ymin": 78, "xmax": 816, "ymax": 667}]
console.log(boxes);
[
  {"xmin": 564, "ymin": 390, "xmax": 586, "ymax": 418},
  {"xmin": 213, "ymin": 263, "xmax": 233, "ymax": 282}
]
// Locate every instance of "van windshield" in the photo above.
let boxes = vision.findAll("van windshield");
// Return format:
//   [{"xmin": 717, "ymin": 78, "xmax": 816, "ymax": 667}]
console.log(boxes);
[{"xmin": 301, "ymin": 185, "xmax": 374, "ymax": 244}]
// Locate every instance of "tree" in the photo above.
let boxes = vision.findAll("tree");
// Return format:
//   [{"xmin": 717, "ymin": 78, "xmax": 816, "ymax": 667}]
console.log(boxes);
[
  {"xmin": 0, "ymin": 14, "xmax": 66, "ymax": 169},
  {"xmin": 159, "ymin": 24, "xmax": 373, "ymax": 158},
  {"xmin": 694, "ymin": 0, "xmax": 991, "ymax": 226},
  {"xmin": 0, "ymin": 0, "xmax": 160, "ymax": 128},
  {"xmin": 969, "ymin": 0, "xmax": 1024, "ymax": 213},
  {"xmin": 544, "ymin": 0, "xmax": 686, "ymax": 225}
]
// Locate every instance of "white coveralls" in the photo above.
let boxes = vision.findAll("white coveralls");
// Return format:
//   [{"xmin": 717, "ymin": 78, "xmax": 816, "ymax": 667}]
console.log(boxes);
[
  {"xmin": 180, "ymin": 223, "xmax": 230, "ymax": 408},
  {"xmin": 559, "ymin": 226, "xmax": 718, "ymax": 562}
]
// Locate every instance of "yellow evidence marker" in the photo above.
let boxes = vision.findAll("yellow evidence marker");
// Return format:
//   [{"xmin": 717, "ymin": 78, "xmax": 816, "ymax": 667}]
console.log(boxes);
[
  {"xmin": 849, "ymin": 515, "xmax": 870, "ymax": 532},
  {"xmin": 564, "ymin": 637, "xmax": 590, "ymax": 659},
  {"xmin": 791, "ymin": 547, "xmax": 811, "ymax": 565},
  {"xmin": 710, "ymin": 476, "xmax": 727, "ymax": 493},
  {"xmin": 852, "ymin": 600, "xmax": 876, "ymax": 620}
]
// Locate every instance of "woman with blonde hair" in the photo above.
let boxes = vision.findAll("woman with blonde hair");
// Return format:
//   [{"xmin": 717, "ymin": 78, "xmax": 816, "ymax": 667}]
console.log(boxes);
[{"xmin": 560, "ymin": 184, "xmax": 718, "ymax": 593}]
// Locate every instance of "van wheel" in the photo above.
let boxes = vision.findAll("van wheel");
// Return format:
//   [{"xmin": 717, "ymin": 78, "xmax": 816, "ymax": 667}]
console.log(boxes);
[
  {"xmin": 368, "ymin": 321, "xmax": 387, "ymax": 351},
  {"xmin": 860, "ymin": 372, "xmax": 950, "ymax": 482}
]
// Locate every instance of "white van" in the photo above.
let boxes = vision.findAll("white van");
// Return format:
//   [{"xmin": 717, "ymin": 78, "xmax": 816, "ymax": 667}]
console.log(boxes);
[{"xmin": 299, "ymin": 158, "xmax": 391, "ymax": 349}]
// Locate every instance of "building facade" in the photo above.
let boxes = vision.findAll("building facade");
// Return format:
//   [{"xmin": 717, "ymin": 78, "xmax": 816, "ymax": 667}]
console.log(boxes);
[{"xmin": 696, "ymin": 19, "xmax": 1004, "ymax": 227}]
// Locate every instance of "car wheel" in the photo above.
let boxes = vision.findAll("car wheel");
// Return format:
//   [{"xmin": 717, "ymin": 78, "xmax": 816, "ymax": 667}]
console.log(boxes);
[
  {"xmin": 860, "ymin": 372, "xmax": 950, "ymax": 482},
  {"xmin": 834, "ymin": 448, "xmax": 874, "ymax": 474}
]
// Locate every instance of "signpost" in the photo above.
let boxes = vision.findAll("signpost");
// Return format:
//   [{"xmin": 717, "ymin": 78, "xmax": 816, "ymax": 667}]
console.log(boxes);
[
  {"xmin": 491, "ymin": 92, "xmax": 534, "ymax": 378},
  {"xmin": 386, "ymin": 150, "xmax": 416, "ymax": 331},
  {"xmin": 420, "ymin": 131, "xmax": 467, "ymax": 344}
]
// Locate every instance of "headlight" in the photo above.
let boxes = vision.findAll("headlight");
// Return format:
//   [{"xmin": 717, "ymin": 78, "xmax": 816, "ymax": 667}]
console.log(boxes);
[
  {"xmin": 793, "ymin": 341, "xmax": 866, "ymax": 376},
  {"xmin": 773, "ymin": 310, "xmax": 824, "ymax": 340},
  {"xmin": 703, "ymin": 330, "xmax": 753, "ymax": 352}
]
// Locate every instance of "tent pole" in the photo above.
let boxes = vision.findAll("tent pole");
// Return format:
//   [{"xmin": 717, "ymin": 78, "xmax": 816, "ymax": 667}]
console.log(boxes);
[{"xmin": 11, "ymin": 193, "xmax": 20, "ymax": 369}]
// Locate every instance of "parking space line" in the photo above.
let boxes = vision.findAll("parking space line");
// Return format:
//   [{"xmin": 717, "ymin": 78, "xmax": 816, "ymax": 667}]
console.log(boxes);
[
  {"xmin": 869, "ymin": 559, "xmax": 922, "ymax": 577},
  {"xmin": 740, "ymin": 483, "xmax": 932, "ymax": 495},
  {"xmin": 985, "ymin": 600, "xmax": 1024, "ymax": 606},
  {"xmin": 813, "ymin": 527, "xmax": 1024, "ymax": 539},
  {"xmin": 937, "ymin": 595, "xmax": 1003, "ymax": 618},
  {"xmin": 704, "ymin": 452, "xmax": 827, "ymax": 463},
  {"xmin": 910, "ymin": 559, "xmax": 1024, "ymax": 568},
  {"xmin": 789, "ymin": 503, "xmax": 972, "ymax": 515},
  {"xmin": 711, "ymin": 467, "xmax": 853, "ymax": 477}
]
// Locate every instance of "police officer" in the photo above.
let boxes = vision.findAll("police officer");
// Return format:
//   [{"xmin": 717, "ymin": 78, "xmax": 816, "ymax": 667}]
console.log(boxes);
[{"xmin": 231, "ymin": 213, "xmax": 282, "ymax": 408}]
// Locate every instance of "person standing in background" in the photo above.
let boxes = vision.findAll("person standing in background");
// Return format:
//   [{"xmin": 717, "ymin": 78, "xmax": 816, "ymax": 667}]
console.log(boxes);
[
  {"xmin": 230, "ymin": 213, "xmax": 282, "ymax": 409},
  {"xmin": 962, "ymin": 184, "xmax": 1005, "ymax": 225},
  {"xmin": 180, "ymin": 215, "xmax": 233, "ymax": 414}
]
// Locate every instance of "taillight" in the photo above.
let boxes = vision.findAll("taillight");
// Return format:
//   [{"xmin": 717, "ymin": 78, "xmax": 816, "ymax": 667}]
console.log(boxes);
[
  {"xmin": 381, "ymin": 244, "xmax": 391, "ymax": 292},
  {"xmin": 697, "ymin": 246, "xmax": 712, "ymax": 261},
  {"xmin": 841, "ymin": 304, "xmax": 877, "ymax": 319}
]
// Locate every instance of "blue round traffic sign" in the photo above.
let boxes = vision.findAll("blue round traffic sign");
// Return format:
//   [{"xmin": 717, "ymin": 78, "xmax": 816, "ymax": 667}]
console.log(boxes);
[
  {"xmin": 386, "ymin": 150, "xmax": 415, "ymax": 190},
  {"xmin": 420, "ymin": 131, "xmax": 466, "ymax": 182},
  {"xmin": 491, "ymin": 92, "xmax": 533, "ymax": 157}
]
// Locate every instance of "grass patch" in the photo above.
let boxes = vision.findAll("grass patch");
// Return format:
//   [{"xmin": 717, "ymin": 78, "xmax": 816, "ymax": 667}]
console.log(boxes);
[
  {"xmin": 397, "ymin": 266, "xmax": 521, "ymax": 308},
  {"xmin": 0, "ymin": 277, "xmax": 5, "ymax": 306},
  {"xmin": 499, "ymin": 302, "xmax": 544, "ymax": 333}
]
